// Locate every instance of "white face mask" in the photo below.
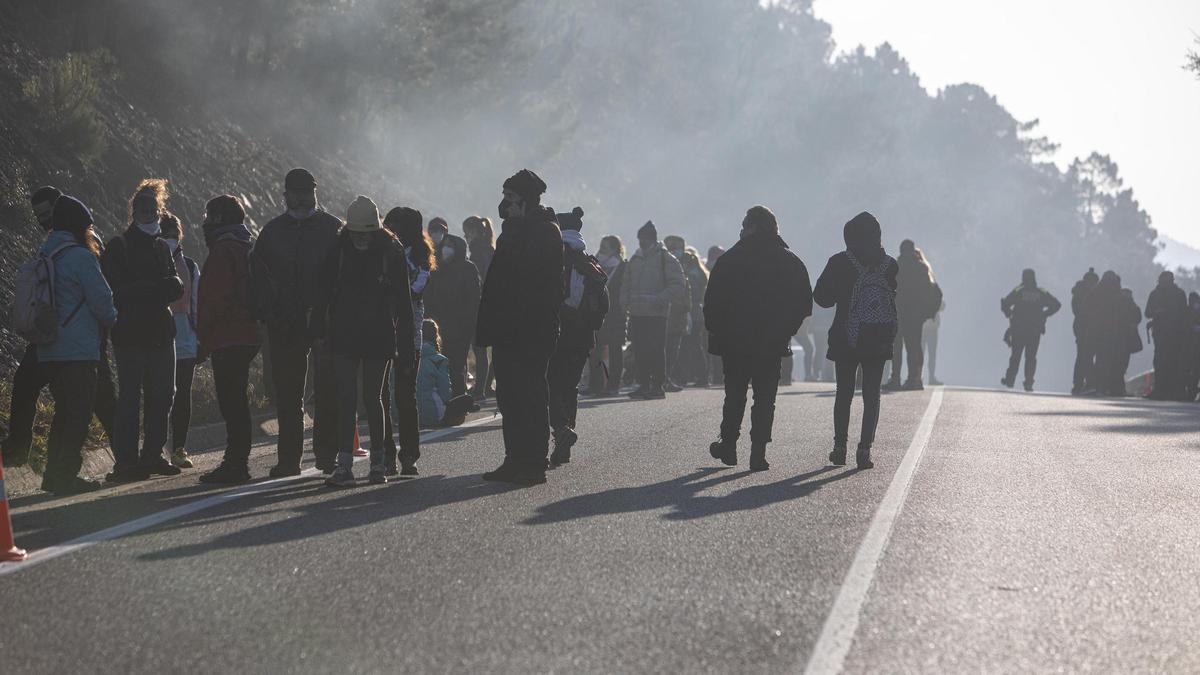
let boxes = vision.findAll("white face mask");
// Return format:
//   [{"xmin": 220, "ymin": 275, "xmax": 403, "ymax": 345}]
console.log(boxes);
[
  {"xmin": 288, "ymin": 206, "xmax": 317, "ymax": 221},
  {"xmin": 136, "ymin": 220, "xmax": 162, "ymax": 236},
  {"xmin": 430, "ymin": 231, "xmax": 445, "ymax": 245},
  {"xmin": 441, "ymin": 246, "xmax": 455, "ymax": 261},
  {"xmin": 165, "ymin": 239, "xmax": 179, "ymax": 253}
]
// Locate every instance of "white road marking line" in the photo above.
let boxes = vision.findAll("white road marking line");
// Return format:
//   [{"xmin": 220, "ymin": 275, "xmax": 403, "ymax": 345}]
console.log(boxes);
[
  {"xmin": 0, "ymin": 415, "xmax": 502, "ymax": 577},
  {"xmin": 803, "ymin": 387, "xmax": 945, "ymax": 675}
]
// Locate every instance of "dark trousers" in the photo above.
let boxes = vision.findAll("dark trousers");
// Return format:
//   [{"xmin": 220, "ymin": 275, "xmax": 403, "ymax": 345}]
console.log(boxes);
[
  {"xmin": 891, "ymin": 319, "xmax": 925, "ymax": 383},
  {"xmin": 629, "ymin": 316, "xmax": 667, "ymax": 390},
  {"xmin": 267, "ymin": 324, "xmax": 337, "ymax": 469},
  {"xmin": 382, "ymin": 358, "xmax": 421, "ymax": 469},
  {"xmin": 40, "ymin": 361, "xmax": 98, "ymax": 488},
  {"xmin": 589, "ymin": 333, "xmax": 624, "ymax": 394},
  {"xmin": 1006, "ymin": 332, "xmax": 1041, "ymax": 386},
  {"xmin": 720, "ymin": 354, "xmax": 782, "ymax": 445},
  {"xmin": 211, "ymin": 345, "xmax": 259, "ymax": 466},
  {"xmin": 444, "ymin": 338, "xmax": 471, "ymax": 397},
  {"xmin": 675, "ymin": 331, "xmax": 708, "ymax": 385},
  {"xmin": 1073, "ymin": 339, "xmax": 1095, "ymax": 391},
  {"xmin": 665, "ymin": 329, "xmax": 683, "ymax": 384},
  {"xmin": 1152, "ymin": 336, "xmax": 1187, "ymax": 399},
  {"xmin": 796, "ymin": 333, "xmax": 815, "ymax": 381},
  {"xmin": 834, "ymin": 358, "xmax": 886, "ymax": 450},
  {"xmin": 170, "ymin": 358, "xmax": 197, "ymax": 451},
  {"xmin": 3, "ymin": 343, "xmax": 115, "ymax": 465},
  {"xmin": 471, "ymin": 345, "xmax": 491, "ymax": 397},
  {"xmin": 334, "ymin": 355, "xmax": 389, "ymax": 470},
  {"xmin": 492, "ymin": 343, "xmax": 551, "ymax": 470},
  {"xmin": 113, "ymin": 342, "xmax": 176, "ymax": 469},
  {"xmin": 549, "ymin": 346, "xmax": 589, "ymax": 433}
]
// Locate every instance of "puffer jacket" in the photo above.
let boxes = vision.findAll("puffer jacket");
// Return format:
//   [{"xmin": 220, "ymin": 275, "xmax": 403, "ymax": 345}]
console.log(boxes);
[
  {"xmin": 416, "ymin": 340, "xmax": 451, "ymax": 426},
  {"xmin": 619, "ymin": 242, "xmax": 685, "ymax": 319},
  {"xmin": 35, "ymin": 230, "xmax": 117, "ymax": 363}
]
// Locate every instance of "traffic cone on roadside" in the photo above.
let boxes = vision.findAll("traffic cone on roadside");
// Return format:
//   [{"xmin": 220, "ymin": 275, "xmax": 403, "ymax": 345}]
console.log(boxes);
[
  {"xmin": 352, "ymin": 427, "xmax": 368, "ymax": 458},
  {"xmin": 0, "ymin": 453, "xmax": 28, "ymax": 563}
]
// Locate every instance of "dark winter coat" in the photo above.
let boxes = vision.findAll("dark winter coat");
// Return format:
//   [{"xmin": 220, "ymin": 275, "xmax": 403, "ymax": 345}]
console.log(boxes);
[
  {"xmin": 1071, "ymin": 276, "xmax": 1098, "ymax": 340},
  {"xmin": 251, "ymin": 209, "xmax": 342, "ymax": 328},
  {"xmin": 556, "ymin": 245, "xmax": 602, "ymax": 356},
  {"xmin": 597, "ymin": 261, "xmax": 627, "ymax": 342},
  {"xmin": 101, "ymin": 225, "xmax": 184, "ymax": 349},
  {"xmin": 197, "ymin": 229, "xmax": 260, "ymax": 355},
  {"xmin": 1001, "ymin": 284, "xmax": 1061, "ymax": 337},
  {"xmin": 1145, "ymin": 281, "xmax": 1189, "ymax": 344},
  {"xmin": 475, "ymin": 205, "xmax": 564, "ymax": 352},
  {"xmin": 1087, "ymin": 279, "xmax": 1141, "ymax": 358},
  {"xmin": 424, "ymin": 234, "xmax": 480, "ymax": 348},
  {"xmin": 468, "ymin": 239, "xmax": 495, "ymax": 283},
  {"xmin": 813, "ymin": 251, "xmax": 898, "ymax": 362},
  {"xmin": 895, "ymin": 251, "xmax": 940, "ymax": 324},
  {"xmin": 705, "ymin": 232, "xmax": 813, "ymax": 358}
]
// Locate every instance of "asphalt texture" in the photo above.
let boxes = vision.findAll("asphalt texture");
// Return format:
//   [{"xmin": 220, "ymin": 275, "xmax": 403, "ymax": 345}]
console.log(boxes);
[{"xmin": 2, "ymin": 384, "xmax": 1197, "ymax": 673}]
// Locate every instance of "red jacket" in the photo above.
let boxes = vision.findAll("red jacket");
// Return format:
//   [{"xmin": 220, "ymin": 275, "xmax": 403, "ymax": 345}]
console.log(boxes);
[{"xmin": 198, "ymin": 236, "xmax": 260, "ymax": 355}]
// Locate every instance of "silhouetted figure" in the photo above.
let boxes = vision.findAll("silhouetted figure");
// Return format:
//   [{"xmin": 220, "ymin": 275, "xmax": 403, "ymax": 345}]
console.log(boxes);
[
  {"xmin": 424, "ymin": 233, "xmax": 480, "ymax": 398},
  {"xmin": 1144, "ymin": 271, "xmax": 1190, "ymax": 401},
  {"xmin": 1070, "ymin": 267, "xmax": 1100, "ymax": 395},
  {"xmin": 476, "ymin": 170, "xmax": 564, "ymax": 485},
  {"xmin": 1000, "ymin": 268, "xmax": 1061, "ymax": 392},
  {"xmin": 622, "ymin": 221, "xmax": 686, "ymax": 399},
  {"xmin": 1189, "ymin": 292, "xmax": 1200, "ymax": 401},
  {"xmin": 885, "ymin": 239, "xmax": 941, "ymax": 391},
  {"xmin": 922, "ymin": 299, "xmax": 945, "ymax": 385},
  {"xmin": 706, "ymin": 206, "xmax": 812, "ymax": 471},
  {"xmin": 663, "ymin": 235, "xmax": 693, "ymax": 392},
  {"xmin": 706, "ymin": 245, "xmax": 726, "ymax": 385},
  {"xmin": 463, "ymin": 216, "xmax": 496, "ymax": 402},
  {"xmin": 674, "ymin": 246, "xmax": 709, "ymax": 387},
  {"xmin": 796, "ymin": 322, "xmax": 815, "ymax": 382},
  {"xmin": 590, "ymin": 235, "xmax": 627, "ymax": 395},
  {"xmin": 1088, "ymin": 271, "xmax": 1141, "ymax": 397},
  {"xmin": 814, "ymin": 212, "xmax": 897, "ymax": 469},
  {"xmin": 161, "ymin": 213, "xmax": 199, "ymax": 470}
]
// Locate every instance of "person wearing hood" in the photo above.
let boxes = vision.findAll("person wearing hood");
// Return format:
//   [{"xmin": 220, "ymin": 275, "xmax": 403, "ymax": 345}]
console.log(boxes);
[
  {"xmin": 621, "ymin": 221, "xmax": 686, "ymax": 399},
  {"xmin": 706, "ymin": 206, "xmax": 812, "ymax": 471},
  {"xmin": 590, "ymin": 235, "xmax": 627, "ymax": 396},
  {"xmin": 475, "ymin": 169, "xmax": 564, "ymax": 485},
  {"xmin": 1144, "ymin": 270, "xmax": 1190, "ymax": 401},
  {"xmin": 424, "ymin": 230, "xmax": 480, "ymax": 399},
  {"xmin": 1000, "ymin": 268, "xmax": 1061, "ymax": 392},
  {"xmin": 428, "ymin": 217, "xmax": 449, "ymax": 248},
  {"xmin": 26, "ymin": 196, "xmax": 117, "ymax": 494},
  {"xmin": 101, "ymin": 179, "xmax": 185, "ymax": 483},
  {"xmin": 1089, "ymin": 272, "xmax": 1142, "ymax": 397},
  {"xmin": 885, "ymin": 239, "xmax": 941, "ymax": 391},
  {"xmin": 160, "ymin": 213, "xmax": 200, "ymax": 470},
  {"xmin": 463, "ymin": 215, "xmax": 497, "ymax": 402},
  {"xmin": 813, "ymin": 211, "xmax": 898, "ymax": 469},
  {"xmin": 1070, "ymin": 267, "xmax": 1100, "ymax": 395},
  {"xmin": 547, "ymin": 206, "xmax": 607, "ymax": 466},
  {"xmin": 310, "ymin": 196, "xmax": 415, "ymax": 487},
  {"xmin": 251, "ymin": 168, "xmax": 342, "ymax": 476},
  {"xmin": 195, "ymin": 195, "xmax": 263, "ymax": 484}
]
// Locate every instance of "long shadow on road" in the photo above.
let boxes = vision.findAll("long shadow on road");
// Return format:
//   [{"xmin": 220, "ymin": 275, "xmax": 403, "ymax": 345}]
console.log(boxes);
[{"xmin": 1024, "ymin": 398, "xmax": 1200, "ymax": 437}]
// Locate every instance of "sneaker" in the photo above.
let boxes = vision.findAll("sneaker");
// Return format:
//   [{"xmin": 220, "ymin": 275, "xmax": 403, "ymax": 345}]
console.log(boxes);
[
  {"xmin": 399, "ymin": 464, "xmax": 418, "ymax": 477},
  {"xmin": 325, "ymin": 466, "xmax": 356, "ymax": 487},
  {"xmin": 199, "ymin": 462, "xmax": 251, "ymax": 485},
  {"xmin": 709, "ymin": 440, "xmax": 737, "ymax": 466},
  {"xmin": 646, "ymin": 387, "xmax": 667, "ymax": 400},
  {"xmin": 882, "ymin": 379, "xmax": 902, "ymax": 391},
  {"xmin": 482, "ymin": 462, "xmax": 519, "ymax": 482},
  {"xmin": 143, "ymin": 459, "xmax": 182, "ymax": 476},
  {"xmin": 368, "ymin": 469, "xmax": 387, "ymax": 485},
  {"xmin": 901, "ymin": 380, "xmax": 924, "ymax": 391},
  {"xmin": 268, "ymin": 464, "xmax": 302, "ymax": 478},
  {"xmin": 829, "ymin": 446, "xmax": 847, "ymax": 466},
  {"xmin": 856, "ymin": 447, "xmax": 874, "ymax": 470},
  {"xmin": 105, "ymin": 466, "xmax": 150, "ymax": 483},
  {"xmin": 170, "ymin": 448, "xmax": 194, "ymax": 469},
  {"xmin": 42, "ymin": 476, "xmax": 103, "ymax": 496}
]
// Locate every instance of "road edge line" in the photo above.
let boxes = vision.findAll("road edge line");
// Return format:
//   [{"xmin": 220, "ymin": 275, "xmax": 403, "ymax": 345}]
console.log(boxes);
[{"xmin": 802, "ymin": 387, "xmax": 945, "ymax": 675}]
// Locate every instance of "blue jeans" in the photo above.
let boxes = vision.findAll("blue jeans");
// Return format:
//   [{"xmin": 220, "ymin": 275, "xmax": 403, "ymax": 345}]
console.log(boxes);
[{"xmin": 113, "ymin": 342, "xmax": 176, "ymax": 469}]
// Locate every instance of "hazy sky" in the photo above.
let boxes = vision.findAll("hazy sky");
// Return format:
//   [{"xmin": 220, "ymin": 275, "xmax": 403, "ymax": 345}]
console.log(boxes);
[{"xmin": 812, "ymin": 0, "xmax": 1200, "ymax": 248}]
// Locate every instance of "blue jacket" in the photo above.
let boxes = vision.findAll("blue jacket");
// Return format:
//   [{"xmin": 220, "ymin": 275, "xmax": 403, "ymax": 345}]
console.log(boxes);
[
  {"xmin": 416, "ymin": 341, "xmax": 451, "ymax": 427},
  {"xmin": 38, "ymin": 231, "xmax": 117, "ymax": 362}
]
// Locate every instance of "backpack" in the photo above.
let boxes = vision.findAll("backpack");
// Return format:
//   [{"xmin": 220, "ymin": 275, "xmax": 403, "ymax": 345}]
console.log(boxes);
[
  {"xmin": 13, "ymin": 243, "xmax": 84, "ymax": 345},
  {"xmin": 573, "ymin": 253, "xmax": 610, "ymax": 331},
  {"xmin": 845, "ymin": 251, "xmax": 898, "ymax": 350}
]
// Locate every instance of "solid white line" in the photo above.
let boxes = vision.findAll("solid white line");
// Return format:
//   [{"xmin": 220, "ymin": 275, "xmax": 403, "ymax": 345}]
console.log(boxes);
[
  {"xmin": 0, "ymin": 415, "xmax": 501, "ymax": 577},
  {"xmin": 803, "ymin": 387, "xmax": 945, "ymax": 675}
]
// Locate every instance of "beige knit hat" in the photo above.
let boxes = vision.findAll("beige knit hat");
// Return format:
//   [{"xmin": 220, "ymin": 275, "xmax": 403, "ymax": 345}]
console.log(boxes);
[{"xmin": 345, "ymin": 195, "xmax": 381, "ymax": 232}]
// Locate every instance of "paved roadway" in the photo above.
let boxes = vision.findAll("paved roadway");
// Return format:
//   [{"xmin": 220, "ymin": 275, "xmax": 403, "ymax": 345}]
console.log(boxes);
[{"xmin": 2, "ymin": 384, "xmax": 1198, "ymax": 673}]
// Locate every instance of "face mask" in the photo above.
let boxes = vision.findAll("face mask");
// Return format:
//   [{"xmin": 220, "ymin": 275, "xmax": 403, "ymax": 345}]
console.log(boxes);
[
  {"xmin": 288, "ymin": 206, "xmax": 317, "ymax": 221},
  {"xmin": 350, "ymin": 232, "xmax": 371, "ymax": 251},
  {"xmin": 136, "ymin": 220, "xmax": 161, "ymax": 236},
  {"xmin": 441, "ymin": 246, "xmax": 455, "ymax": 261},
  {"xmin": 430, "ymin": 231, "xmax": 445, "ymax": 245},
  {"xmin": 669, "ymin": 248, "xmax": 683, "ymax": 259},
  {"xmin": 165, "ymin": 239, "xmax": 179, "ymax": 254}
]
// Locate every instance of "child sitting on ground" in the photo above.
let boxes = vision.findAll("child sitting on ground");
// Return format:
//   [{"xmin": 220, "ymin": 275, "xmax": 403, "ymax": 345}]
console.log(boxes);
[{"xmin": 417, "ymin": 318, "xmax": 474, "ymax": 428}]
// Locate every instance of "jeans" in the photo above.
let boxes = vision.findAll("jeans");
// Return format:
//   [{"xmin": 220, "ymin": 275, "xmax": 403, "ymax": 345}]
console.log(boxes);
[
  {"xmin": 40, "ymin": 361, "xmax": 98, "ymax": 488},
  {"xmin": 590, "ymin": 333, "xmax": 624, "ymax": 394},
  {"xmin": 891, "ymin": 319, "xmax": 925, "ymax": 383},
  {"xmin": 170, "ymin": 358, "xmax": 197, "ymax": 451},
  {"xmin": 113, "ymin": 342, "xmax": 176, "ymax": 469},
  {"xmin": 834, "ymin": 357, "xmax": 886, "ymax": 450},
  {"xmin": 720, "ymin": 354, "xmax": 782, "ymax": 445},
  {"xmin": 334, "ymin": 355, "xmax": 389, "ymax": 471},
  {"xmin": 629, "ymin": 316, "xmax": 667, "ymax": 390},
  {"xmin": 267, "ymin": 324, "xmax": 337, "ymax": 469},
  {"xmin": 382, "ymin": 357, "xmax": 421, "ymax": 469},
  {"xmin": 548, "ymin": 344, "xmax": 589, "ymax": 433},
  {"xmin": 211, "ymin": 345, "xmax": 259, "ymax": 466},
  {"xmin": 1006, "ymin": 332, "xmax": 1041, "ymax": 386},
  {"xmin": 471, "ymin": 345, "xmax": 491, "ymax": 397},
  {"xmin": 492, "ymin": 343, "xmax": 551, "ymax": 471}
]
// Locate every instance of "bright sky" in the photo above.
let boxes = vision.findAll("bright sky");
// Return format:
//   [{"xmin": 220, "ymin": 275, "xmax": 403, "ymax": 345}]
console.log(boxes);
[{"xmin": 812, "ymin": 0, "xmax": 1200, "ymax": 249}]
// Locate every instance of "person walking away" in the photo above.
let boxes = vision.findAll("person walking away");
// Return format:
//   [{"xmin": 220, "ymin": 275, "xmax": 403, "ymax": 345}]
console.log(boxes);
[
  {"xmin": 590, "ymin": 235, "xmax": 627, "ymax": 395},
  {"xmin": 1144, "ymin": 271, "xmax": 1190, "ymax": 401},
  {"xmin": 3, "ymin": 187, "xmax": 117, "ymax": 469},
  {"xmin": 706, "ymin": 206, "xmax": 812, "ymax": 471},
  {"xmin": 1070, "ymin": 267, "xmax": 1100, "ymax": 395},
  {"xmin": 161, "ymin": 214, "xmax": 200, "ymax": 469},
  {"xmin": 195, "ymin": 196, "xmax": 262, "ymax": 483},
  {"xmin": 1000, "ymin": 268, "xmax": 1061, "ymax": 392},
  {"xmin": 417, "ymin": 319, "xmax": 475, "ymax": 428},
  {"xmin": 813, "ymin": 211, "xmax": 898, "ymax": 469},
  {"xmin": 463, "ymin": 216, "xmax": 497, "ymax": 402},
  {"xmin": 662, "ymin": 235, "xmax": 693, "ymax": 392},
  {"xmin": 922, "ymin": 299, "xmax": 945, "ymax": 385},
  {"xmin": 885, "ymin": 240, "xmax": 941, "ymax": 391},
  {"xmin": 548, "ymin": 207, "xmax": 609, "ymax": 466},
  {"xmin": 311, "ymin": 196, "xmax": 414, "ymax": 487},
  {"xmin": 475, "ymin": 169, "xmax": 564, "ymax": 485},
  {"xmin": 20, "ymin": 196, "xmax": 117, "ymax": 494},
  {"xmin": 621, "ymin": 221, "xmax": 686, "ymax": 399},
  {"xmin": 250, "ymin": 168, "xmax": 342, "ymax": 476},
  {"xmin": 424, "ymin": 232, "xmax": 480, "ymax": 398},
  {"xmin": 102, "ymin": 179, "xmax": 184, "ymax": 483}
]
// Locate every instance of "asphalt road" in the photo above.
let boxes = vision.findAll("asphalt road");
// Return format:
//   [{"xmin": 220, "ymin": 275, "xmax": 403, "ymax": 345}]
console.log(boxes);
[{"xmin": 2, "ymin": 384, "xmax": 1198, "ymax": 673}]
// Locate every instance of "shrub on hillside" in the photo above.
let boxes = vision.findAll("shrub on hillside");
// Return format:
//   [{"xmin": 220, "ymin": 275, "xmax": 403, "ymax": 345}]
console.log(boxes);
[{"xmin": 21, "ymin": 50, "xmax": 114, "ymax": 164}]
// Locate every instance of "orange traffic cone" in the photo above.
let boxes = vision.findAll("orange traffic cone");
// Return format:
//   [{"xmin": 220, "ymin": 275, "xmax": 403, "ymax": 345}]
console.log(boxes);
[
  {"xmin": 352, "ymin": 427, "xmax": 368, "ymax": 458},
  {"xmin": 0, "ymin": 453, "xmax": 28, "ymax": 563}
]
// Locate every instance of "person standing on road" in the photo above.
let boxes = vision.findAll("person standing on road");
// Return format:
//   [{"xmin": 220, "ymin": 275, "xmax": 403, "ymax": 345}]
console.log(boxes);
[
  {"xmin": 250, "ymin": 168, "xmax": 342, "ymax": 476},
  {"xmin": 1086, "ymin": 271, "xmax": 1130, "ymax": 397},
  {"xmin": 922, "ymin": 299, "xmax": 945, "ymax": 386},
  {"xmin": 311, "ymin": 196, "xmax": 414, "ymax": 487},
  {"xmin": 675, "ymin": 247, "xmax": 710, "ymax": 387},
  {"xmin": 1000, "ymin": 268, "xmax": 1061, "ymax": 392},
  {"xmin": 662, "ymin": 235, "xmax": 693, "ymax": 392},
  {"xmin": 424, "ymin": 231, "xmax": 480, "ymax": 398},
  {"xmin": 706, "ymin": 206, "xmax": 812, "ymax": 471},
  {"xmin": 476, "ymin": 170, "xmax": 564, "ymax": 485},
  {"xmin": 621, "ymin": 221, "xmax": 686, "ymax": 399},
  {"xmin": 195, "ymin": 196, "xmax": 262, "ymax": 484},
  {"xmin": 884, "ymin": 239, "xmax": 941, "ymax": 391},
  {"xmin": 161, "ymin": 213, "xmax": 200, "ymax": 470},
  {"xmin": 706, "ymin": 245, "xmax": 727, "ymax": 385},
  {"xmin": 463, "ymin": 216, "xmax": 496, "ymax": 403},
  {"xmin": 1070, "ymin": 267, "xmax": 1100, "ymax": 395},
  {"xmin": 102, "ymin": 179, "xmax": 185, "ymax": 483},
  {"xmin": 1144, "ymin": 271, "xmax": 1190, "ymax": 401},
  {"xmin": 1188, "ymin": 292, "xmax": 1200, "ymax": 401},
  {"xmin": 590, "ymin": 235, "xmax": 627, "ymax": 396},
  {"xmin": 813, "ymin": 211, "xmax": 898, "ymax": 470}
]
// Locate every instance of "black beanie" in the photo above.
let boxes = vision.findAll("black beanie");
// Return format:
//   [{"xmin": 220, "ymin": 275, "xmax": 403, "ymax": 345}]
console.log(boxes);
[
  {"xmin": 1083, "ymin": 267, "xmax": 1098, "ymax": 283},
  {"xmin": 502, "ymin": 169, "xmax": 547, "ymax": 202},
  {"xmin": 637, "ymin": 220, "xmax": 657, "ymax": 241},
  {"xmin": 284, "ymin": 167, "xmax": 317, "ymax": 191},
  {"xmin": 205, "ymin": 194, "xmax": 246, "ymax": 225},
  {"xmin": 556, "ymin": 206, "xmax": 584, "ymax": 232},
  {"xmin": 384, "ymin": 206, "xmax": 423, "ymax": 230},
  {"xmin": 30, "ymin": 185, "xmax": 62, "ymax": 208},
  {"xmin": 52, "ymin": 195, "xmax": 93, "ymax": 231}
]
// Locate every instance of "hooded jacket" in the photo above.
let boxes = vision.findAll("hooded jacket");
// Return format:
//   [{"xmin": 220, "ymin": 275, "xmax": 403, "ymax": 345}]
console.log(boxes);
[
  {"xmin": 197, "ymin": 224, "xmax": 260, "ymax": 355},
  {"xmin": 1145, "ymin": 278, "xmax": 1189, "ymax": 342},
  {"xmin": 417, "ymin": 340, "xmax": 452, "ymax": 426},
  {"xmin": 895, "ymin": 249, "xmax": 940, "ymax": 323},
  {"xmin": 36, "ymin": 230, "xmax": 118, "ymax": 363},
  {"xmin": 619, "ymin": 241, "xmax": 686, "ymax": 319},
  {"xmin": 252, "ymin": 208, "xmax": 342, "ymax": 328},
  {"xmin": 475, "ymin": 205, "xmax": 563, "ymax": 351},
  {"xmin": 813, "ymin": 214, "xmax": 898, "ymax": 362},
  {"xmin": 424, "ymin": 234, "xmax": 480, "ymax": 347},
  {"xmin": 101, "ymin": 224, "xmax": 184, "ymax": 349}
]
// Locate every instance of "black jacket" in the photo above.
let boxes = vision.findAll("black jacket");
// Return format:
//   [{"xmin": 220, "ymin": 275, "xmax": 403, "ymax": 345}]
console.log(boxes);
[
  {"xmin": 704, "ymin": 233, "xmax": 812, "ymax": 358},
  {"xmin": 475, "ymin": 206, "xmax": 563, "ymax": 352},
  {"xmin": 1001, "ymin": 284, "xmax": 1061, "ymax": 336},
  {"xmin": 101, "ymin": 225, "xmax": 184, "ymax": 349},
  {"xmin": 424, "ymin": 235, "xmax": 480, "ymax": 346},
  {"xmin": 1145, "ymin": 281, "xmax": 1189, "ymax": 343},
  {"xmin": 468, "ymin": 239, "xmax": 495, "ymax": 283},
  {"xmin": 251, "ymin": 209, "xmax": 342, "ymax": 328},
  {"xmin": 1071, "ymin": 277, "xmax": 1098, "ymax": 339},
  {"xmin": 813, "ymin": 251, "xmax": 898, "ymax": 362}
]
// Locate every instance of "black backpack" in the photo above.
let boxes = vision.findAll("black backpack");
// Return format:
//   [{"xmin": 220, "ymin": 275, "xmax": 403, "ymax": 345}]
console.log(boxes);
[{"xmin": 571, "ymin": 253, "xmax": 610, "ymax": 331}]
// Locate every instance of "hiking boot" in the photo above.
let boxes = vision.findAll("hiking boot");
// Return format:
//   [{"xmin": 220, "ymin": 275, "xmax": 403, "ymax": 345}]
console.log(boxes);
[
  {"xmin": 105, "ymin": 466, "xmax": 149, "ymax": 484},
  {"xmin": 749, "ymin": 443, "xmax": 769, "ymax": 471},
  {"xmin": 902, "ymin": 379, "xmax": 924, "ymax": 391},
  {"xmin": 709, "ymin": 439, "xmax": 737, "ymax": 466},
  {"xmin": 882, "ymin": 378, "xmax": 902, "ymax": 391},
  {"xmin": 325, "ymin": 466, "xmax": 356, "ymax": 487},
  {"xmin": 1001, "ymin": 376, "xmax": 1015, "ymax": 389},
  {"xmin": 42, "ymin": 476, "xmax": 103, "ymax": 496},
  {"xmin": 551, "ymin": 428, "xmax": 578, "ymax": 467},
  {"xmin": 199, "ymin": 462, "xmax": 251, "ymax": 485},
  {"xmin": 399, "ymin": 464, "xmax": 418, "ymax": 477},
  {"xmin": 170, "ymin": 448, "xmax": 194, "ymax": 469},
  {"xmin": 368, "ymin": 468, "xmax": 387, "ymax": 485},
  {"xmin": 483, "ymin": 462, "xmax": 519, "ymax": 482},
  {"xmin": 829, "ymin": 445, "xmax": 847, "ymax": 466},
  {"xmin": 856, "ymin": 446, "xmax": 874, "ymax": 470},
  {"xmin": 143, "ymin": 459, "xmax": 182, "ymax": 476},
  {"xmin": 268, "ymin": 464, "xmax": 302, "ymax": 478}
]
